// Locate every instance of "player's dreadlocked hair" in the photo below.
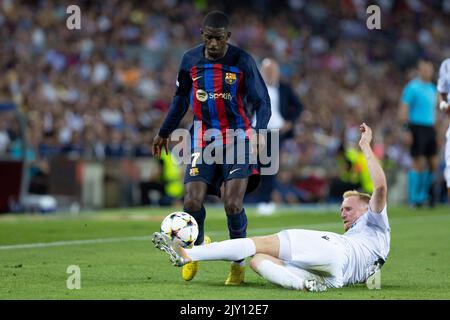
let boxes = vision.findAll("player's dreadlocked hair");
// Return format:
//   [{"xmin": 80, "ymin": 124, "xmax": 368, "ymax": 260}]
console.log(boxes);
[{"xmin": 202, "ymin": 10, "xmax": 229, "ymax": 29}]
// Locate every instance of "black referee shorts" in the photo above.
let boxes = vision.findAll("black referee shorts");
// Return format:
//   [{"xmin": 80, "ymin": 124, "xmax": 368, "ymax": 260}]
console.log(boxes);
[{"xmin": 409, "ymin": 124, "xmax": 437, "ymax": 157}]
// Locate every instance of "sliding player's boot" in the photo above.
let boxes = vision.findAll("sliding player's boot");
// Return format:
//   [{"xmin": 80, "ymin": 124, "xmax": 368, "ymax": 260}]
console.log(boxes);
[
  {"xmin": 151, "ymin": 232, "xmax": 188, "ymax": 267},
  {"xmin": 304, "ymin": 279, "xmax": 327, "ymax": 292}
]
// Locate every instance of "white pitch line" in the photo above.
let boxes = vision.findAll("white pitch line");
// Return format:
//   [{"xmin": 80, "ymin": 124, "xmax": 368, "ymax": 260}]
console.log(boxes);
[
  {"xmin": 0, "ymin": 213, "xmax": 449, "ymax": 251},
  {"xmin": 0, "ymin": 222, "xmax": 341, "ymax": 251},
  {"xmin": 0, "ymin": 236, "xmax": 150, "ymax": 250}
]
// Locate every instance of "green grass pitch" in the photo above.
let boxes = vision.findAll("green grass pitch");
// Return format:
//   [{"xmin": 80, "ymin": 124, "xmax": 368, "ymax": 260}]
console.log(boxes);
[{"xmin": 0, "ymin": 205, "xmax": 449, "ymax": 300}]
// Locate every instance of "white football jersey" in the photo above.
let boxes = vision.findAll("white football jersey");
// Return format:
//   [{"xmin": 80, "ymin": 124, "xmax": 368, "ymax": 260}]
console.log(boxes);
[
  {"xmin": 340, "ymin": 205, "xmax": 391, "ymax": 285},
  {"xmin": 438, "ymin": 58, "xmax": 450, "ymax": 187},
  {"xmin": 437, "ymin": 58, "xmax": 450, "ymax": 100}
]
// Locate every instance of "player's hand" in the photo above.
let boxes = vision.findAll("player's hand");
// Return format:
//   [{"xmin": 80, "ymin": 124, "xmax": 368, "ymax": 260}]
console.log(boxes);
[
  {"xmin": 250, "ymin": 132, "xmax": 266, "ymax": 156},
  {"xmin": 359, "ymin": 123, "xmax": 372, "ymax": 148},
  {"xmin": 152, "ymin": 135, "xmax": 169, "ymax": 158}
]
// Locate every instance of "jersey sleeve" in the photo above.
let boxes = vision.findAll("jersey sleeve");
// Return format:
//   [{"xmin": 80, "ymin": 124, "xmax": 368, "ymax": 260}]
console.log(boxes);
[
  {"xmin": 174, "ymin": 55, "xmax": 193, "ymax": 97},
  {"xmin": 158, "ymin": 54, "xmax": 193, "ymax": 138},
  {"xmin": 437, "ymin": 59, "xmax": 450, "ymax": 95},
  {"xmin": 367, "ymin": 205, "xmax": 390, "ymax": 232},
  {"xmin": 240, "ymin": 53, "xmax": 271, "ymax": 131}
]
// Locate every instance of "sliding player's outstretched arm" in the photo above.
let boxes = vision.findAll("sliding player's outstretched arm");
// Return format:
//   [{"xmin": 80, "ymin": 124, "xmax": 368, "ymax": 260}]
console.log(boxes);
[{"xmin": 358, "ymin": 123, "xmax": 387, "ymax": 213}]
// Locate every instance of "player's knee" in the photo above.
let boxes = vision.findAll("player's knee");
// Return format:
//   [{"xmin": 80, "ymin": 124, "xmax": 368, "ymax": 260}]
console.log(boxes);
[
  {"xmin": 250, "ymin": 254, "xmax": 274, "ymax": 272},
  {"xmin": 224, "ymin": 200, "xmax": 243, "ymax": 215},
  {"xmin": 183, "ymin": 197, "xmax": 203, "ymax": 212},
  {"xmin": 250, "ymin": 254, "xmax": 264, "ymax": 272}
]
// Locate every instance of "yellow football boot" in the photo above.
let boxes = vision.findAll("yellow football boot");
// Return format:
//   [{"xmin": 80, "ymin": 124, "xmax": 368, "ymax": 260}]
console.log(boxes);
[
  {"xmin": 181, "ymin": 235, "xmax": 211, "ymax": 281},
  {"xmin": 224, "ymin": 262, "xmax": 245, "ymax": 285}
]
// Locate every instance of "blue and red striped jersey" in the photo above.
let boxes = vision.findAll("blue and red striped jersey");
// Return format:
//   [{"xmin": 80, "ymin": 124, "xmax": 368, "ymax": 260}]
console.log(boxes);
[{"xmin": 158, "ymin": 44, "xmax": 271, "ymax": 148}]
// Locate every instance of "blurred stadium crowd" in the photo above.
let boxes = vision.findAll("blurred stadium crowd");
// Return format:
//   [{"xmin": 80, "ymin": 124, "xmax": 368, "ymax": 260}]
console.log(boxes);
[{"xmin": 1, "ymin": 0, "xmax": 450, "ymax": 207}]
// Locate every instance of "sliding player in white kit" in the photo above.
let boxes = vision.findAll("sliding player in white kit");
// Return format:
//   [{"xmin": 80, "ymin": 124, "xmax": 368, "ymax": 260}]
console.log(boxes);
[
  {"xmin": 437, "ymin": 58, "xmax": 450, "ymax": 201},
  {"xmin": 152, "ymin": 123, "xmax": 390, "ymax": 292}
]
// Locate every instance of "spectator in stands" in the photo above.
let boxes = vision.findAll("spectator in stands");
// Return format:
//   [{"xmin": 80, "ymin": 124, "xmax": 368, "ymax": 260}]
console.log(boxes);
[{"xmin": 256, "ymin": 58, "xmax": 303, "ymax": 212}]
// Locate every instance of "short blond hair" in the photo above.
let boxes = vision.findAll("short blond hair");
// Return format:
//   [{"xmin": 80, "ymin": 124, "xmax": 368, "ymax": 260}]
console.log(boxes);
[{"xmin": 343, "ymin": 190, "xmax": 371, "ymax": 204}]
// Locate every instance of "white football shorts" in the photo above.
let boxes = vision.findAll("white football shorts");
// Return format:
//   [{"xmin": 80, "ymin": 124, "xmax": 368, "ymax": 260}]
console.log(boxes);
[
  {"xmin": 277, "ymin": 229, "xmax": 348, "ymax": 288},
  {"xmin": 445, "ymin": 126, "xmax": 450, "ymax": 188}
]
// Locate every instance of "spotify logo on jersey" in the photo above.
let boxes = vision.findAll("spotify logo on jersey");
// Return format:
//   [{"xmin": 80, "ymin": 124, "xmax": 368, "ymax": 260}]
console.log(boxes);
[
  {"xmin": 196, "ymin": 89, "xmax": 232, "ymax": 102},
  {"xmin": 196, "ymin": 89, "xmax": 208, "ymax": 102}
]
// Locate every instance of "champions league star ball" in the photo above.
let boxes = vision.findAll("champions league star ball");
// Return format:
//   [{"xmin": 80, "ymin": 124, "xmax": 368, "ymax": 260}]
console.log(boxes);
[{"xmin": 160, "ymin": 212, "xmax": 199, "ymax": 248}]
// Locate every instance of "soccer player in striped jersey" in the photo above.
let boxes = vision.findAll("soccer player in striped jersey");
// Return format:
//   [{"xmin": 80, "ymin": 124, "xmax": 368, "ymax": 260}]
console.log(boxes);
[{"xmin": 152, "ymin": 11, "xmax": 271, "ymax": 285}]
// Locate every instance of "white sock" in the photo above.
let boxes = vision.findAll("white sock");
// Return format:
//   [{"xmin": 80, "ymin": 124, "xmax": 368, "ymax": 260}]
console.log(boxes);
[
  {"xmin": 185, "ymin": 238, "xmax": 256, "ymax": 262},
  {"xmin": 255, "ymin": 260, "xmax": 305, "ymax": 290}
]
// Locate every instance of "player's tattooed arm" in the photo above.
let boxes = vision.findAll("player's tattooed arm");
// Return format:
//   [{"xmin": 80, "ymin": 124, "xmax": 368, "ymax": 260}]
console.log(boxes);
[{"xmin": 359, "ymin": 123, "xmax": 387, "ymax": 214}]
